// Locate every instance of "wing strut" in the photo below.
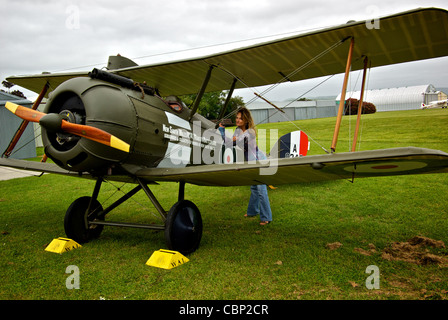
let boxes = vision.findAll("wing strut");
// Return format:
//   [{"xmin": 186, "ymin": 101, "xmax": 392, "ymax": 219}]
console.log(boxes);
[
  {"xmin": 331, "ymin": 37, "xmax": 354, "ymax": 153},
  {"xmin": 2, "ymin": 82, "xmax": 49, "ymax": 158},
  {"xmin": 189, "ymin": 65, "xmax": 214, "ymax": 120},
  {"xmin": 216, "ymin": 77, "xmax": 238, "ymax": 127},
  {"xmin": 351, "ymin": 56, "xmax": 369, "ymax": 152}
]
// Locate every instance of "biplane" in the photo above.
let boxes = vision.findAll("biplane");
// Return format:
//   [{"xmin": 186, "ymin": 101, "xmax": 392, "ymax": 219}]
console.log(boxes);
[
  {"xmin": 1, "ymin": 7, "xmax": 448, "ymax": 254},
  {"xmin": 421, "ymin": 99, "xmax": 448, "ymax": 109}
]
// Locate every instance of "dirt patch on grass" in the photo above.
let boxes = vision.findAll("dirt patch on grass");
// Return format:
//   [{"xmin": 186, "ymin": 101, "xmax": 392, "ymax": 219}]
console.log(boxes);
[
  {"xmin": 326, "ymin": 242, "xmax": 343, "ymax": 250},
  {"xmin": 348, "ymin": 236, "xmax": 448, "ymax": 267},
  {"xmin": 381, "ymin": 236, "xmax": 448, "ymax": 266}
]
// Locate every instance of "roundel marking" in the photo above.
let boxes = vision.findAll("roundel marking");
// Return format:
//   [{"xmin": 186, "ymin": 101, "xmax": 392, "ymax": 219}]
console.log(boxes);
[
  {"xmin": 371, "ymin": 165, "xmax": 399, "ymax": 170},
  {"xmin": 343, "ymin": 161, "xmax": 427, "ymax": 173},
  {"xmin": 223, "ymin": 148, "xmax": 234, "ymax": 164}
]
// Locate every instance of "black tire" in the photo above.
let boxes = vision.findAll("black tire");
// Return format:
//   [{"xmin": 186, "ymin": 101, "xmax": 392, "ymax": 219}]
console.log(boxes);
[
  {"xmin": 64, "ymin": 196, "xmax": 104, "ymax": 244},
  {"xmin": 165, "ymin": 200, "xmax": 202, "ymax": 255}
]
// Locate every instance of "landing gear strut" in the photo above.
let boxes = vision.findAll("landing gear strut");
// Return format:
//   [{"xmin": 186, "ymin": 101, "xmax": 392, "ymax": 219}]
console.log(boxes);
[{"xmin": 63, "ymin": 178, "xmax": 203, "ymax": 255}]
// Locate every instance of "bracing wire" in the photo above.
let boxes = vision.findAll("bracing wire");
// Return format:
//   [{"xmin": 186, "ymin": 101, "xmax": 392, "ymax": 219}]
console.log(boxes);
[
  {"xmin": 356, "ymin": 61, "xmax": 372, "ymax": 152},
  {"xmin": 4, "ymin": 124, "xmax": 43, "ymax": 158},
  {"xmin": 244, "ymin": 38, "xmax": 347, "ymax": 107},
  {"xmin": 3, "ymin": 81, "xmax": 55, "ymax": 159},
  {"xmin": 252, "ymin": 74, "xmax": 338, "ymax": 154},
  {"xmin": 160, "ymin": 38, "xmax": 348, "ymax": 162},
  {"xmin": 217, "ymin": 38, "xmax": 347, "ymax": 125},
  {"xmin": 103, "ymin": 179, "xmax": 160, "ymax": 220}
]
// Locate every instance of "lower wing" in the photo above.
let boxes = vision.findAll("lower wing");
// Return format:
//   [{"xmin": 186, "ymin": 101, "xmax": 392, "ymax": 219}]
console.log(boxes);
[
  {"xmin": 135, "ymin": 147, "xmax": 448, "ymax": 186},
  {"xmin": 2, "ymin": 147, "xmax": 448, "ymax": 186}
]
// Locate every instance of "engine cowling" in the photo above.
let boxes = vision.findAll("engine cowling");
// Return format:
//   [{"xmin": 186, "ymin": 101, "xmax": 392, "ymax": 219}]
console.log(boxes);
[
  {"xmin": 42, "ymin": 74, "xmax": 216, "ymax": 176},
  {"xmin": 43, "ymin": 77, "xmax": 137, "ymax": 173}
]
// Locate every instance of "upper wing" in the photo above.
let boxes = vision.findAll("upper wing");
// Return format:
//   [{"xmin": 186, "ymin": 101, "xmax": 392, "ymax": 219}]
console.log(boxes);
[
  {"xmin": 135, "ymin": 147, "xmax": 448, "ymax": 186},
  {"xmin": 7, "ymin": 71, "xmax": 88, "ymax": 98},
  {"xmin": 7, "ymin": 8, "xmax": 448, "ymax": 97}
]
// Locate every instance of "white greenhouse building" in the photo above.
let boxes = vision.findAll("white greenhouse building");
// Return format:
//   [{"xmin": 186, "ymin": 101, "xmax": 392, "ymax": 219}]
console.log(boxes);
[
  {"xmin": 336, "ymin": 84, "xmax": 440, "ymax": 112},
  {"xmin": 247, "ymin": 99, "xmax": 337, "ymax": 124}
]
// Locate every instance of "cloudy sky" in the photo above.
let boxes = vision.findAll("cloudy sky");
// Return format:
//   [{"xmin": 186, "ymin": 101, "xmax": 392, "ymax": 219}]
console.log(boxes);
[{"xmin": 1, "ymin": 0, "xmax": 447, "ymax": 101}]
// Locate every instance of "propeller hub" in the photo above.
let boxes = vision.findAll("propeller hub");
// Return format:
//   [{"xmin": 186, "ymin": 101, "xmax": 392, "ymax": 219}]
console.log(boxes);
[
  {"xmin": 56, "ymin": 110, "xmax": 83, "ymax": 145},
  {"xmin": 39, "ymin": 113, "xmax": 64, "ymax": 132}
]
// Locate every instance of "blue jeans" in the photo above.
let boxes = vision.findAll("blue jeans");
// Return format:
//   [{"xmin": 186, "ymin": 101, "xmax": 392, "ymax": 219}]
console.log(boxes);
[{"xmin": 247, "ymin": 185, "xmax": 272, "ymax": 222}]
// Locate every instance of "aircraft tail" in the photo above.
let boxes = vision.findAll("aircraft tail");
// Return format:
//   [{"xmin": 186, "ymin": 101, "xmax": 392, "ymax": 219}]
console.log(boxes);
[
  {"xmin": 270, "ymin": 130, "xmax": 310, "ymax": 158},
  {"xmin": 421, "ymin": 103, "xmax": 427, "ymax": 109}
]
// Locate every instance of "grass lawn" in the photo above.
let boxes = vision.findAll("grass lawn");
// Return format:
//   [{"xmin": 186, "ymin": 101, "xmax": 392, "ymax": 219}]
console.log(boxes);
[{"xmin": 0, "ymin": 109, "xmax": 447, "ymax": 301}]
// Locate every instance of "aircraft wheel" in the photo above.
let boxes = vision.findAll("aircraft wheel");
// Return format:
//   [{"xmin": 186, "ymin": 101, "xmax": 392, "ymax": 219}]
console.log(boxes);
[
  {"xmin": 165, "ymin": 200, "xmax": 203, "ymax": 255},
  {"xmin": 64, "ymin": 196, "xmax": 104, "ymax": 244}
]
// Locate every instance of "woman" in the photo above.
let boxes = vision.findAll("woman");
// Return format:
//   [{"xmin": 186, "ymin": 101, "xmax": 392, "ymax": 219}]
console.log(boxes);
[{"xmin": 219, "ymin": 108, "xmax": 273, "ymax": 225}]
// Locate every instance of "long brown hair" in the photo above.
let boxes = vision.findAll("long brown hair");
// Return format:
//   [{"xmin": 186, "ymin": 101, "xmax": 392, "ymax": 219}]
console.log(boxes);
[{"xmin": 237, "ymin": 107, "xmax": 256, "ymax": 135}]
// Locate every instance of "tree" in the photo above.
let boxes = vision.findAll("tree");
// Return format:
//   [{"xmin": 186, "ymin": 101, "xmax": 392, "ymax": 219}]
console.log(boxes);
[
  {"xmin": 1, "ymin": 80, "xmax": 27, "ymax": 99},
  {"xmin": 344, "ymin": 98, "xmax": 376, "ymax": 115},
  {"xmin": 180, "ymin": 91, "xmax": 244, "ymax": 121},
  {"xmin": 2, "ymin": 80, "xmax": 14, "ymax": 91}
]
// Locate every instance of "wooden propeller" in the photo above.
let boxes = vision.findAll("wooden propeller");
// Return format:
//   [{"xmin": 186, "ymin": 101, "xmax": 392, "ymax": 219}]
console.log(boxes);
[{"xmin": 5, "ymin": 102, "xmax": 130, "ymax": 153}]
